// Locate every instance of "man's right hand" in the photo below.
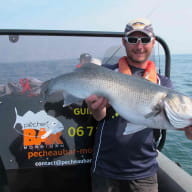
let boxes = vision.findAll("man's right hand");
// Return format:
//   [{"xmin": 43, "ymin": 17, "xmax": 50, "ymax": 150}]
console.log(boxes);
[{"xmin": 85, "ymin": 95, "xmax": 108, "ymax": 121}]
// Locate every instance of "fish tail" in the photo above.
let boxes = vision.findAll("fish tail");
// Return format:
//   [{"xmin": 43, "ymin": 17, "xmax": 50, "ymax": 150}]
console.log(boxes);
[{"xmin": 13, "ymin": 107, "xmax": 19, "ymax": 128}]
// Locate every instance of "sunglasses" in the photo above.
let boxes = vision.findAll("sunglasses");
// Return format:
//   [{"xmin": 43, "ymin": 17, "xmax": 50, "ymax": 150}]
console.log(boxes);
[{"xmin": 125, "ymin": 36, "xmax": 153, "ymax": 44}]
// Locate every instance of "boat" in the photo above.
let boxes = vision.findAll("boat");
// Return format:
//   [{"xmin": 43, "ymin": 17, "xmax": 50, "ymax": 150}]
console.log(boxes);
[{"xmin": 0, "ymin": 29, "xmax": 191, "ymax": 192}]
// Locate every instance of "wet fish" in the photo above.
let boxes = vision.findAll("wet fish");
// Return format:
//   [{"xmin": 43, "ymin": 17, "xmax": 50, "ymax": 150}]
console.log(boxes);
[{"xmin": 41, "ymin": 63, "xmax": 192, "ymax": 134}]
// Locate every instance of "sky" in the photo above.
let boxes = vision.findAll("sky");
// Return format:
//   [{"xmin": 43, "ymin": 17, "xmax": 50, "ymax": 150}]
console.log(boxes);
[{"xmin": 0, "ymin": 0, "xmax": 192, "ymax": 54}]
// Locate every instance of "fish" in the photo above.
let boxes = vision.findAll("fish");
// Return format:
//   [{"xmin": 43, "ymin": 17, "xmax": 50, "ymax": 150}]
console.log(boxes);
[
  {"xmin": 14, "ymin": 107, "xmax": 64, "ymax": 139},
  {"xmin": 41, "ymin": 63, "xmax": 192, "ymax": 134}
]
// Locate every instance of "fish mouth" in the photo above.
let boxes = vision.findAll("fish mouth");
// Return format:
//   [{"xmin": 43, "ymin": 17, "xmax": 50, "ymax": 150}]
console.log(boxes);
[
  {"xmin": 43, "ymin": 91, "xmax": 64, "ymax": 104},
  {"xmin": 39, "ymin": 89, "xmax": 50, "ymax": 107},
  {"xmin": 40, "ymin": 81, "xmax": 50, "ymax": 100},
  {"xmin": 41, "ymin": 89, "xmax": 49, "ymax": 100}
]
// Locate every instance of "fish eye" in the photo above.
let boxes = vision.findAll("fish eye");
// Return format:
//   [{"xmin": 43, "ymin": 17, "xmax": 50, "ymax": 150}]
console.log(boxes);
[{"xmin": 51, "ymin": 122, "xmax": 56, "ymax": 126}]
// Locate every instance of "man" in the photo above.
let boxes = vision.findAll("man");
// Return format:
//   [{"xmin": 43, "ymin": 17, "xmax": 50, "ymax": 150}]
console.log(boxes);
[
  {"xmin": 86, "ymin": 18, "xmax": 192, "ymax": 192},
  {"xmin": 76, "ymin": 53, "xmax": 92, "ymax": 68}
]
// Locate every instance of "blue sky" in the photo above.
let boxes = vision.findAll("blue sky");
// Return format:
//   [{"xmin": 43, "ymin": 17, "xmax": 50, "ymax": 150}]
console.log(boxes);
[{"xmin": 1, "ymin": 0, "xmax": 192, "ymax": 54}]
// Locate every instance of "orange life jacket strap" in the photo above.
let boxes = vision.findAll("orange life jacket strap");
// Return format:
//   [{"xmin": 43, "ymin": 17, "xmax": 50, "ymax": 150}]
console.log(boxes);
[{"xmin": 118, "ymin": 56, "xmax": 158, "ymax": 84}]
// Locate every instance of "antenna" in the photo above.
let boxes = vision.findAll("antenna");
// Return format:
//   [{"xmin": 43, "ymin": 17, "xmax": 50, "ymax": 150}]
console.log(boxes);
[
  {"xmin": 146, "ymin": 0, "xmax": 166, "ymax": 18},
  {"xmin": 103, "ymin": 46, "xmax": 122, "ymax": 65}
]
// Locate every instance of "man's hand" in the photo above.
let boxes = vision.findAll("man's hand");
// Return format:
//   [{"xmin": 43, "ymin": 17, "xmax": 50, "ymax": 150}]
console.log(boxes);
[
  {"xmin": 178, "ymin": 126, "xmax": 192, "ymax": 140},
  {"xmin": 184, "ymin": 126, "xmax": 192, "ymax": 140},
  {"xmin": 85, "ymin": 95, "xmax": 108, "ymax": 121}
]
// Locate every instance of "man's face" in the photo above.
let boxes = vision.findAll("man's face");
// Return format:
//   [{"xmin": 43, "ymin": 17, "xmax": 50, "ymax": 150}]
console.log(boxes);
[
  {"xmin": 80, "ymin": 58, "xmax": 91, "ymax": 65},
  {"xmin": 123, "ymin": 31, "xmax": 155, "ymax": 65}
]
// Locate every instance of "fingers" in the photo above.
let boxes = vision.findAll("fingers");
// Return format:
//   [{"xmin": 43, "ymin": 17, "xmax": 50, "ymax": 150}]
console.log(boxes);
[
  {"xmin": 184, "ymin": 126, "xmax": 192, "ymax": 140},
  {"xmin": 85, "ymin": 95, "xmax": 108, "ymax": 111}
]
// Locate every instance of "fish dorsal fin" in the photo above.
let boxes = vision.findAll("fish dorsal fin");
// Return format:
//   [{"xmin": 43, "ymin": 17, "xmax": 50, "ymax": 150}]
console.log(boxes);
[{"xmin": 14, "ymin": 107, "xmax": 21, "ymax": 128}]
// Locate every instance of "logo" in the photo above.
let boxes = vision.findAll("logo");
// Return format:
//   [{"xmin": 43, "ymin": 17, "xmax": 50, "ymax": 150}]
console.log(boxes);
[
  {"xmin": 13, "ymin": 108, "xmax": 64, "ymax": 146},
  {"xmin": 132, "ymin": 22, "xmax": 145, "ymax": 29}
]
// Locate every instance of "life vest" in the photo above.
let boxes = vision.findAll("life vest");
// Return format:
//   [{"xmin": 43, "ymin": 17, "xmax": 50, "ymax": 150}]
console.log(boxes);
[
  {"xmin": 76, "ymin": 64, "xmax": 81, "ymax": 68},
  {"xmin": 118, "ymin": 56, "xmax": 158, "ymax": 84}
]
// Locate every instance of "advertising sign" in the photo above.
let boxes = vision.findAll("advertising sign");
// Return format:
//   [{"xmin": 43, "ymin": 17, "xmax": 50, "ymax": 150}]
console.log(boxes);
[{"xmin": 0, "ymin": 33, "xmax": 125, "ymax": 191}]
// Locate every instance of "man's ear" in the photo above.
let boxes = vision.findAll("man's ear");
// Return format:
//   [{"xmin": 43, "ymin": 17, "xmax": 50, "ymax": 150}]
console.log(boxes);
[
  {"xmin": 152, "ymin": 36, "xmax": 156, "ymax": 47},
  {"xmin": 122, "ymin": 38, "xmax": 126, "ymax": 47}
]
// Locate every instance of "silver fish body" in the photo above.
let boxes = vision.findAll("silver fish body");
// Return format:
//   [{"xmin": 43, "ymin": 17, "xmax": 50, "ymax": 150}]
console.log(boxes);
[{"xmin": 42, "ymin": 63, "xmax": 192, "ymax": 134}]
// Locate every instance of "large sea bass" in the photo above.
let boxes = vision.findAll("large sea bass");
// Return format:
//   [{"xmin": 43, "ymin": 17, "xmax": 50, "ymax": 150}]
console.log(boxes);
[{"xmin": 41, "ymin": 63, "xmax": 192, "ymax": 134}]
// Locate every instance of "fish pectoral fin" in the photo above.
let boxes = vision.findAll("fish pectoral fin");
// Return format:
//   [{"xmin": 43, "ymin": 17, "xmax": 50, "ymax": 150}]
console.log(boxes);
[
  {"xmin": 63, "ymin": 91, "xmax": 83, "ymax": 107},
  {"xmin": 164, "ymin": 100, "xmax": 191, "ymax": 128},
  {"xmin": 123, "ymin": 123, "xmax": 147, "ymax": 135},
  {"xmin": 144, "ymin": 104, "xmax": 162, "ymax": 119}
]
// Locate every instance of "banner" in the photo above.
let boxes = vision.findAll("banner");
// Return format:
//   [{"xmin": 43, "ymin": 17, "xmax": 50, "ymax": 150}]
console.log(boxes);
[{"xmin": 0, "ymin": 80, "xmax": 96, "ymax": 169}]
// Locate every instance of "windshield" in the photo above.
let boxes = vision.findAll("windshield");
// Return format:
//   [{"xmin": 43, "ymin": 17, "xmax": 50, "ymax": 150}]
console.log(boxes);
[{"xmin": 0, "ymin": 31, "xmax": 168, "ymax": 192}]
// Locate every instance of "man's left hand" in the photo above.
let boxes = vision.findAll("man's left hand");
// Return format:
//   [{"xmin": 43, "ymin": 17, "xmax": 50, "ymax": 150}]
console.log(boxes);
[{"xmin": 184, "ymin": 126, "xmax": 192, "ymax": 140}]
